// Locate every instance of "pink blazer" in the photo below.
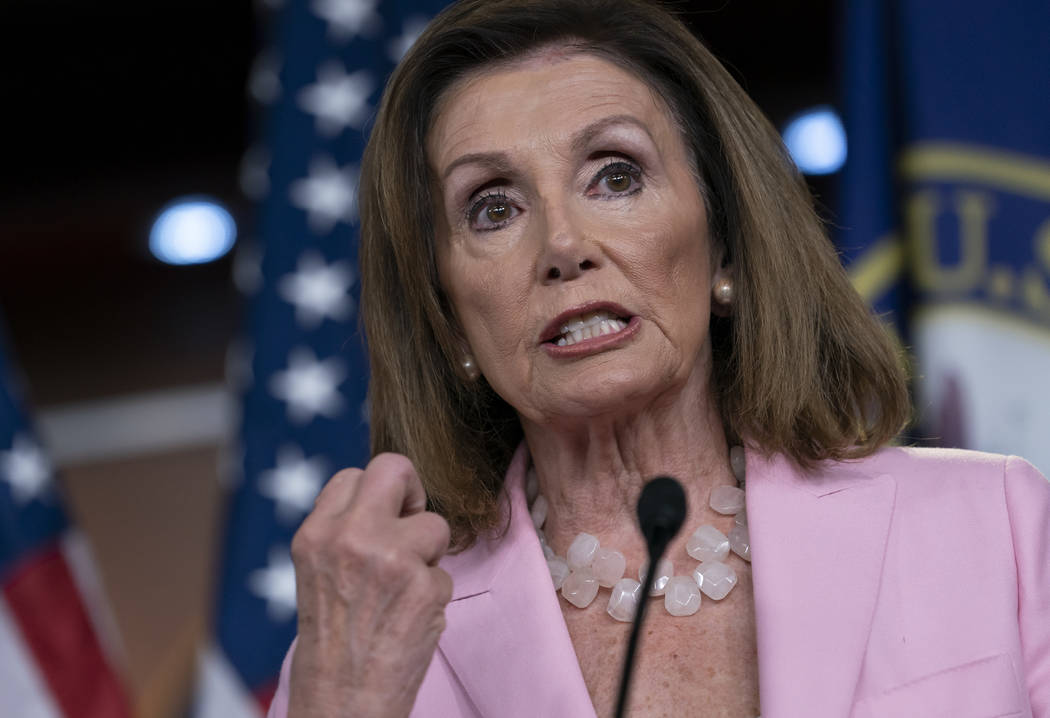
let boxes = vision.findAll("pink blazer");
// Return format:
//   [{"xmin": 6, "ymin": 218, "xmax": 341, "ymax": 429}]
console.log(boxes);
[{"xmin": 269, "ymin": 445, "xmax": 1050, "ymax": 717}]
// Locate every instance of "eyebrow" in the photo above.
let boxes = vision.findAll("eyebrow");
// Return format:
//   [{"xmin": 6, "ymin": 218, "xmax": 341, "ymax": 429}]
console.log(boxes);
[
  {"xmin": 569, "ymin": 114, "xmax": 655, "ymax": 154},
  {"xmin": 441, "ymin": 152, "xmax": 514, "ymax": 181},
  {"xmin": 440, "ymin": 114, "xmax": 654, "ymax": 180}
]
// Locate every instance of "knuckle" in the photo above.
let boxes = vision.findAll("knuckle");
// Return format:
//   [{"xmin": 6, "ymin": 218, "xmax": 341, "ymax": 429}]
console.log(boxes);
[
  {"xmin": 417, "ymin": 513, "xmax": 451, "ymax": 555},
  {"xmin": 312, "ymin": 467, "xmax": 361, "ymax": 510},
  {"xmin": 329, "ymin": 467, "xmax": 363, "ymax": 484},
  {"xmin": 375, "ymin": 545, "xmax": 414, "ymax": 578},
  {"xmin": 369, "ymin": 451, "xmax": 413, "ymax": 470},
  {"xmin": 405, "ymin": 568, "xmax": 439, "ymax": 604},
  {"xmin": 293, "ymin": 520, "xmax": 369, "ymax": 571},
  {"xmin": 291, "ymin": 522, "xmax": 320, "ymax": 559},
  {"xmin": 433, "ymin": 568, "xmax": 454, "ymax": 604},
  {"xmin": 346, "ymin": 542, "xmax": 403, "ymax": 584},
  {"xmin": 330, "ymin": 531, "xmax": 370, "ymax": 567},
  {"xmin": 426, "ymin": 512, "xmax": 452, "ymax": 543},
  {"xmin": 367, "ymin": 452, "xmax": 417, "ymax": 482}
]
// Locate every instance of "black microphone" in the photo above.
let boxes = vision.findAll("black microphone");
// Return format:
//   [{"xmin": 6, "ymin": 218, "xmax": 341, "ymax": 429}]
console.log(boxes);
[{"xmin": 614, "ymin": 477, "xmax": 687, "ymax": 718}]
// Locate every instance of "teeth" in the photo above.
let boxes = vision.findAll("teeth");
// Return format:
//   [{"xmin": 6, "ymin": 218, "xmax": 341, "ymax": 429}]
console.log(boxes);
[
  {"xmin": 558, "ymin": 310, "xmax": 620, "ymax": 335},
  {"xmin": 555, "ymin": 315, "xmax": 627, "ymax": 346}
]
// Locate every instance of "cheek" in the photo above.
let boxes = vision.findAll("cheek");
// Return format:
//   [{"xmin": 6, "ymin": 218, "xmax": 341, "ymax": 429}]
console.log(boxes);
[
  {"xmin": 619, "ymin": 213, "xmax": 710, "ymax": 298},
  {"xmin": 445, "ymin": 256, "xmax": 531, "ymax": 358}
]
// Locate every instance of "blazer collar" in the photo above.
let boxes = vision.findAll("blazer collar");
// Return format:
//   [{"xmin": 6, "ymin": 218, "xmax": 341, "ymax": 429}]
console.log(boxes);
[
  {"xmin": 437, "ymin": 446, "xmax": 897, "ymax": 718},
  {"xmin": 747, "ymin": 450, "xmax": 897, "ymax": 717},
  {"xmin": 437, "ymin": 444, "xmax": 597, "ymax": 718}
]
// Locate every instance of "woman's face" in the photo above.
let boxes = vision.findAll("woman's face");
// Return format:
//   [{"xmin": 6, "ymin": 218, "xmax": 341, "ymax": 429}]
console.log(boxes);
[{"xmin": 430, "ymin": 51, "xmax": 718, "ymax": 424}]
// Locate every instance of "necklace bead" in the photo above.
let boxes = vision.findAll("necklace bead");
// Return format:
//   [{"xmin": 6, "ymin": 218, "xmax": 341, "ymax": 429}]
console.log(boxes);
[
  {"xmin": 547, "ymin": 556, "xmax": 569, "ymax": 589},
  {"xmin": 562, "ymin": 570, "xmax": 599, "ymax": 609},
  {"xmin": 530, "ymin": 493, "xmax": 548, "ymax": 529},
  {"xmin": 694, "ymin": 560, "xmax": 738, "ymax": 600},
  {"xmin": 593, "ymin": 548, "xmax": 627, "ymax": 587},
  {"xmin": 686, "ymin": 525, "xmax": 731, "ymax": 563},
  {"xmin": 607, "ymin": 578, "xmax": 643, "ymax": 622},
  {"xmin": 566, "ymin": 532, "xmax": 600, "ymax": 570},
  {"xmin": 531, "ymin": 446, "xmax": 750, "ymax": 619},
  {"xmin": 638, "ymin": 557, "xmax": 674, "ymax": 596},
  {"xmin": 664, "ymin": 576, "xmax": 702, "ymax": 616},
  {"xmin": 729, "ymin": 524, "xmax": 751, "ymax": 561},
  {"xmin": 710, "ymin": 485, "xmax": 746, "ymax": 514}
]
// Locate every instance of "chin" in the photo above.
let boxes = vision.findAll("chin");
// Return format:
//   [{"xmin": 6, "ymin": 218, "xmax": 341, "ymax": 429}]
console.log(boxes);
[{"xmin": 550, "ymin": 369, "xmax": 674, "ymax": 419}]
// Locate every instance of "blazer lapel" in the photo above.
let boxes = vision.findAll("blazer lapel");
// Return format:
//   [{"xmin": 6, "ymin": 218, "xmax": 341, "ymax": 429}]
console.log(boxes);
[
  {"xmin": 437, "ymin": 446, "xmax": 597, "ymax": 718},
  {"xmin": 747, "ymin": 451, "xmax": 896, "ymax": 718}
]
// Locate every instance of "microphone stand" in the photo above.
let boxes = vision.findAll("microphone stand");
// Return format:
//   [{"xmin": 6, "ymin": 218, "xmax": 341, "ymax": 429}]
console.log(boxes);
[{"xmin": 613, "ymin": 477, "xmax": 686, "ymax": 718}]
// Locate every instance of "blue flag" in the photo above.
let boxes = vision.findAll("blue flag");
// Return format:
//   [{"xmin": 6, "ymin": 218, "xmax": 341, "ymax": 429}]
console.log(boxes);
[
  {"xmin": 196, "ymin": 1, "xmax": 451, "ymax": 715},
  {"xmin": 839, "ymin": 0, "xmax": 1050, "ymax": 472}
]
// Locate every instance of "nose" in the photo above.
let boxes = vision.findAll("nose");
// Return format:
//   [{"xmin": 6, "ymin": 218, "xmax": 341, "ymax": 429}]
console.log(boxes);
[
  {"xmin": 536, "ymin": 198, "xmax": 599, "ymax": 283},
  {"xmin": 545, "ymin": 260, "xmax": 595, "ymax": 280}
]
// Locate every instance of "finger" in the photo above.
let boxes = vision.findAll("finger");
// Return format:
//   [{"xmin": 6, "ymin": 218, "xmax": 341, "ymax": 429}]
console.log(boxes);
[
  {"xmin": 311, "ymin": 468, "xmax": 363, "ymax": 517},
  {"xmin": 429, "ymin": 565, "xmax": 453, "ymax": 606},
  {"xmin": 355, "ymin": 452, "xmax": 428, "ymax": 517},
  {"xmin": 398, "ymin": 511, "xmax": 452, "ymax": 566}
]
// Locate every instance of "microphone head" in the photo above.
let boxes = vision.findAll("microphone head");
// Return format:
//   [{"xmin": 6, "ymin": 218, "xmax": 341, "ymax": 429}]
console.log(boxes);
[{"xmin": 636, "ymin": 476, "xmax": 687, "ymax": 557}]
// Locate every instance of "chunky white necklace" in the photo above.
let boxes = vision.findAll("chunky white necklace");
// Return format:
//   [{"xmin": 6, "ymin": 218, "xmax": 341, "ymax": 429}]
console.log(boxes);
[{"xmin": 528, "ymin": 446, "xmax": 750, "ymax": 621}]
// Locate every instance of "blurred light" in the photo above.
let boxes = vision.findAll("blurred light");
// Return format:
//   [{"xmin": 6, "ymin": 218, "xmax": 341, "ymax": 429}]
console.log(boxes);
[
  {"xmin": 149, "ymin": 198, "xmax": 237, "ymax": 265},
  {"xmin": 782, "ymin": 106, "xmax": 847, "ymax": 175}
]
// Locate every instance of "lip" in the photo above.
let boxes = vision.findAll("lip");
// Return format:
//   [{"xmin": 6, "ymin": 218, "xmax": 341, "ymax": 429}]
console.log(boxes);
[{"xmin": 539, "ymin": 301, "xmax": 640, "ymax": 358}]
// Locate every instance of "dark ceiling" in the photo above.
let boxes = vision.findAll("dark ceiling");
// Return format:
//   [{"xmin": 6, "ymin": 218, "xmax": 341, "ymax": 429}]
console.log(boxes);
[{"xmin": 0, "ymin": 0, "xmax": 837, "ymax": 406}]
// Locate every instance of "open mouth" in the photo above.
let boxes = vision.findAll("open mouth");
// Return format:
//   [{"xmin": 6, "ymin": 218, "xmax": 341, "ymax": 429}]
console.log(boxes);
[{"xmin": 547, "ymin": 310, "xmax": 631, "ymax": 347}]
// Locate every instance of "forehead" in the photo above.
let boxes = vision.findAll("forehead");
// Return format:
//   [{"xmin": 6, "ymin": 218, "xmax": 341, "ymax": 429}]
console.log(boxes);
[{"xmin": 427, "ymin": 50, "xmax": 679, "ymax": 170}]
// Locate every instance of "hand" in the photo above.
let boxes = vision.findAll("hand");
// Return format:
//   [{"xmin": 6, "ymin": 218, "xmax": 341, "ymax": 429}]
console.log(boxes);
[{"xmin": 287, "ymin": 453, "xmax": 453, "ymax": 718}]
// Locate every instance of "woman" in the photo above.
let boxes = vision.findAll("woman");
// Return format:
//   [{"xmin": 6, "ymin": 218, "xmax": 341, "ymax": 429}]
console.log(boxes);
[{"xmin": 270, "ymin": 1, "xmax": 1050, "ymax": 716}]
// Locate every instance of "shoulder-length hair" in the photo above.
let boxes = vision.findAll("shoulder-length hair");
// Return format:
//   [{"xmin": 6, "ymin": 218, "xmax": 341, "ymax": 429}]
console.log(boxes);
[{"xmin": 359, "ymin": 0, "xmax": 910, "ymax": 548}]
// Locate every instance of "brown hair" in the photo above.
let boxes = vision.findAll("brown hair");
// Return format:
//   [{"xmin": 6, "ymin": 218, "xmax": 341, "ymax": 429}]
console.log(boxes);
[{"xmin": 359, "ymin": 0, "xmax": 910, "ymax": 548}]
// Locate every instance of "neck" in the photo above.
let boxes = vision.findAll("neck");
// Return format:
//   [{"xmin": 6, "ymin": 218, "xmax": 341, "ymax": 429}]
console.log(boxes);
[{"xmin": 520, "ymin": 375, "xmax": 734, "ymax": 568}]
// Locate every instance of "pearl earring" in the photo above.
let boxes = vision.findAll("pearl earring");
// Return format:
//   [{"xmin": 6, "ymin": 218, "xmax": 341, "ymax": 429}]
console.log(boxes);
[
  {"xmin": 713, "ymin": 277, "xmax": 734, "ymax": 305},
  {"xmin": 461, "ymin": 355, "xmax": 480, "ymax": 381}
]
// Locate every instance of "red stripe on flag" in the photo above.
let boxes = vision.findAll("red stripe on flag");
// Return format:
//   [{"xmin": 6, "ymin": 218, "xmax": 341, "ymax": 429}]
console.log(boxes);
[
  {"xmin": 254, "ymin": 678, "xmax": 277, "ymax": 713},
  {"xmin": 3, "ymin": 543, "xmax": 132, "ymax": 718}
]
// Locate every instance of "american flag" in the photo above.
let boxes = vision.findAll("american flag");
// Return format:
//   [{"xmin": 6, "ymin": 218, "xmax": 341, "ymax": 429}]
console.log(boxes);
[
  {"xmin": 194, "ymin": 1, "xmax": 451, "ymax": 715},
  {"xmin": 0, "ymin": 322, "xmax": 131, "ymax": 717},
  {"xmin": 838, "ymin": 0, "xmax": 1050, "ymax": 472}
]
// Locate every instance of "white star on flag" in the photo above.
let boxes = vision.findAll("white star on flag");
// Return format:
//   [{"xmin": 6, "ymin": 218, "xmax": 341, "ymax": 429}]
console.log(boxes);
[
  {"xmin": 0, "ymin": 434, "xmax": 53, "ymax": 505},
  {"xmin": 278, "ymin": 250, "xmax": 356, "ymax": 329},
  {"xmin": 289, "ymin": 156, "xmax": 359, "ymax": 234},
  {"xmin": 269, "ymin": 347, "xmax": 347, "ymax": 424},
  {"xmin": 258, "ymin": 444, "xmax": 328, "ymax": 523},
  {"xmin": 388, "ymin": 15, "xmax": 431, "ymax": 63},
  {"xmin": 248, "ymin": 546, "xmax": 297, "ymax": 622},
  {"xmin": 311, "ymin": 0, "xmax": 381, "ymax": 41},
  {"xmin": 297, "ymin": 62, "xmax": 374, "ymax": 137}
]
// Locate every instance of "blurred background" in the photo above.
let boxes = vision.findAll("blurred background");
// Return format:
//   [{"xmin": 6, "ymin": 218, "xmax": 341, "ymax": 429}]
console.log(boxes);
[{"xmin": 1, "ymin": 0, "xmax": 1046, "ymax": 717}]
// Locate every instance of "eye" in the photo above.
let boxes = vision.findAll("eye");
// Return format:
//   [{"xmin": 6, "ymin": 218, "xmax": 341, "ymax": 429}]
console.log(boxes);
[
  {"xmin": 589, "ymin": 160, "xmax": 642, "ymax": 197},
  {"xmin": 604, "ymin": 170, "xmax": 633, "ymax": 193},
  {"xmin": 467, "ymin": 190, "xmax": 519, "ymax": 231}
]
